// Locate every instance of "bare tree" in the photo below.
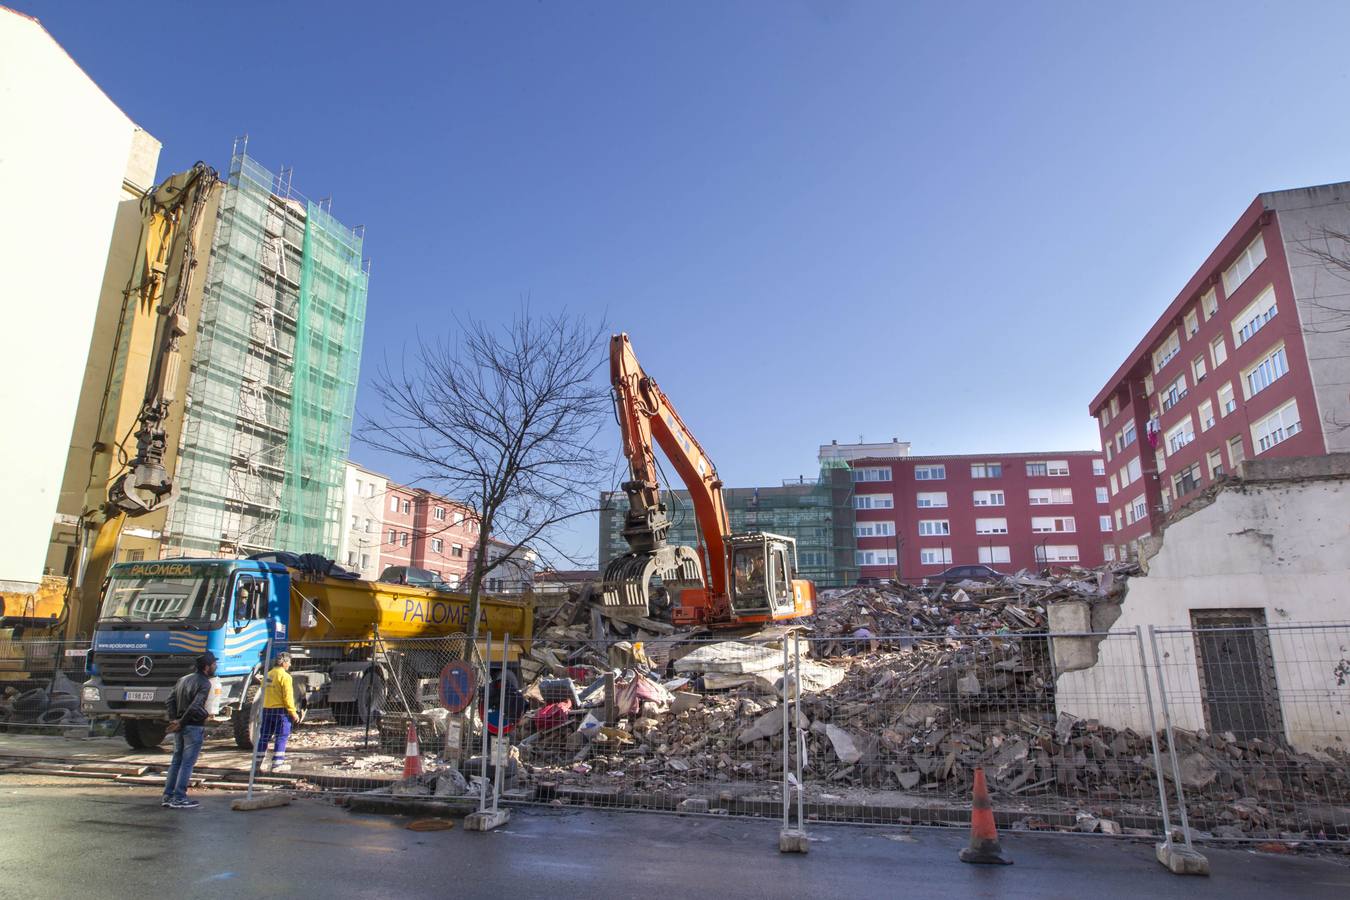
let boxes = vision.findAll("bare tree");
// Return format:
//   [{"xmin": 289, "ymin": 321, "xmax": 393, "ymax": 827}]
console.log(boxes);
[{"xmin": 363, "ymin": 309, "xmax": 610, "ymax": 639}]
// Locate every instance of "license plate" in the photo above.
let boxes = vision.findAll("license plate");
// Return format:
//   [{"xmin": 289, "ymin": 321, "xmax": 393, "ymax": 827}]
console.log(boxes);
[{"xmin": 125, "ymin": 690, "xmax": 154, "ymax": 702}]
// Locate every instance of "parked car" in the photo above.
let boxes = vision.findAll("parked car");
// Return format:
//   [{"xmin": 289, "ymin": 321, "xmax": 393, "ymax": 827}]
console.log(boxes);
[{"xmin": 932, "ymin": 564, "xmax": 1005, "ymax": 583}]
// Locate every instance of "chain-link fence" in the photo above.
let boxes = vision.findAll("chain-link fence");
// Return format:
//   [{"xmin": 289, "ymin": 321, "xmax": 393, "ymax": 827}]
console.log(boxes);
[
  {"xmin": 2, "ymin": 621, "xmax": 1347, "ymax": 847},
  {"xmin": 1149, "ymin": 622, "xmax": 1350, "ymax": 843},
  {"xmin": 0, "ymin": 636, "xmax": 90, "ymax": 733}
]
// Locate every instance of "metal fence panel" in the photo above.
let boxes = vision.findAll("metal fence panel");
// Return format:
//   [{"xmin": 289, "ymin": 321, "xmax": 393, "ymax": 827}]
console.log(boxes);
[
  {"xmin": 0, "ymin": 637, "xmax": 90, "ymax": 733},
  {"xmin": 1151, "ymin": 622, "xmax": 1350, "ymax": 842}
]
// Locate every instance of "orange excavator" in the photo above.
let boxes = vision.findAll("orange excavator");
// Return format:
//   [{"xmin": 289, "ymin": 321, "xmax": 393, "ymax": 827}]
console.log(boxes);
[{"xmin": 602, "ymin": 333, "xmax": 815, "ymax": 628}]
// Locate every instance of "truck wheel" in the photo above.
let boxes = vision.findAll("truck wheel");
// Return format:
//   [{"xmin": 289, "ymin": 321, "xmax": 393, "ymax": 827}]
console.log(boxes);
[
  {"xmin": 356, "ymin": 671, "xmax": 386, "ymax": 725},
  {"xmin": 232, "ymin": 683, "xmax": 261, "ymax": 750},
  {"xmin": 331, "ymin": 702, "xmax": 359, "ymax": 726},
  {"xmin": 124, "ymin": 719, "xmax": 167, "ymax": 750}
]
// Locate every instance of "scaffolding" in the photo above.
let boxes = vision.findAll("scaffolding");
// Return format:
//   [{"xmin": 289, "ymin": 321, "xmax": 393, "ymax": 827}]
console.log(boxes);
[{"xmin": 163, "ymin": 144, "xmax": 368, "ymax": 559}]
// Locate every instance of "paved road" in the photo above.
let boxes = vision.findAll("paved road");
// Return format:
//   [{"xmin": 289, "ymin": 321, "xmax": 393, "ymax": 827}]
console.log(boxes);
[{"xmin": 0, "ymin": 780, "xmax": 1346, "ymax": 899}]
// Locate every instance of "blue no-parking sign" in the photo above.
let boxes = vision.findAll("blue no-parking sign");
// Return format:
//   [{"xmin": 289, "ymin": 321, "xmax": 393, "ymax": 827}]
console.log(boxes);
[{"xmin": 438, "ymin": 660, "xmax": 477, "ymax": 713}]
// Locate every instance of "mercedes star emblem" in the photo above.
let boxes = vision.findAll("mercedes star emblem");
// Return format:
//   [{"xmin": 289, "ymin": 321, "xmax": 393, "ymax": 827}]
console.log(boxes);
[{"xmin": 133, "ymin": 656, "xmax": 154, "ymax": 677}]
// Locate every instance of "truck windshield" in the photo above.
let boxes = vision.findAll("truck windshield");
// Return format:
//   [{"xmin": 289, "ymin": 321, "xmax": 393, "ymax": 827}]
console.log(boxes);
[{"xmin": 98, "ymin": 570, "xmax": 228, "ymax": 624}]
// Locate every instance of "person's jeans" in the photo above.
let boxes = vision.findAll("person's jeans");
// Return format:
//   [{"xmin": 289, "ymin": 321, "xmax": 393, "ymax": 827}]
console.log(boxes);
[{"xmin": 163, "ymin": 725, "xmax": 205, "ymax": 802}]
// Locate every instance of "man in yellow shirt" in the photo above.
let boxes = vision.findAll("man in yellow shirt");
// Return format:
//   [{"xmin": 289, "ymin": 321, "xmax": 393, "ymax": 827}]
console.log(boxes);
[{"xmin": 255, "ymin": 652, "xmax": 300, "ymax": 773}]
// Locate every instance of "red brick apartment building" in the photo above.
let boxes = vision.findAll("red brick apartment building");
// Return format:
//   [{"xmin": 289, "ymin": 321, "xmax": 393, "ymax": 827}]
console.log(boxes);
[
  {"xmin": 1090, "ymin": 183, "xmax": 1350, "ymax": 557},
  {"xmin": 379, "ymin": 484, "xmax": 477, "ymax": 586},
  {"xmin": 843, "ymin": 451, "xmax": 1110, "ymax": 580}
]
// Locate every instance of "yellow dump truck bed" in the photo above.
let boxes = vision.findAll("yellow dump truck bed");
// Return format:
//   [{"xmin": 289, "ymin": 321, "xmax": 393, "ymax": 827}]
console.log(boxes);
[{"xmin": 287, "ymin": 572, "xmax": 533, "ymax": 649}]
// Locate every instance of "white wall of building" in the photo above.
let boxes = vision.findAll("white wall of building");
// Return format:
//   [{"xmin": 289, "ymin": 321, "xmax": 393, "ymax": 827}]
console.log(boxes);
[
  {"xmin": 339, "ymin": 463, "xmax": 388, "ymax": 580},
  {"xmin": 1055, "ymin": 457, "xmax": 1350, "ymax": 752},
  {"xmin": 0, "ymin": 10, "xmax": 160, "ymax": 590}
]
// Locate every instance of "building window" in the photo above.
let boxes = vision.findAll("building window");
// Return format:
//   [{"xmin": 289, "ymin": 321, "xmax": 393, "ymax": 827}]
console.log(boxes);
[
  {"xmin": 1192, "ymin": 355, "xmax": 1206, "ymax": 384},
  {"xmin": 400, "ymin": 532, "xmax": 410, "ymax": 547},
  {"xmin": 1242, "ymin": 344, "xmax": 1288, "ymax": 398},
  {"xmin": 1118, "ymin": 456, "xmax": 1142, "ymax": 488},
  {"xmin": 1031, "ymin": 516, "xmax": 1075, "ymax": 533},
  {"xmin": 367, "ymin": 483, "xmax": 376, "ymax": 498},
  {"xmin": 402, "ymin": 500, "xmax": 411, "ymax": 515},
  {"xmin": 1103, "ymin": 544, "xmax": 1118, "ymax": 562},
  {"xmin": 431, "ymin": 538, "xmax": 444, "ymax": 553},
  {"xmin": 360, "ymin": 553, "xmax": 370, "ymax": 569},
  {"xmin": 972, "ymin": 490, "xmax": 1005, "ymax": 506},
  {"xmin": 391, "ymin": 496, "xmax": 399, "ymax": 512},
  {"xmin": 918, "ymin": 520, "xmax": 950, "ymax": 536},
  {"xmin": 1222, "ymin": 234, "xmax": 1267, "ymax": 297},
  {"xmin": 919, "ymin": 548, "xmax": 952, "ymax": 566},
  {"xmin": 1114, "ymin": 509, "xmax": 1123, "ymax": 530},
  {"xmin": 970, "ymin": 462, "xmax": 1002, "ymax": 479},
  {"xmin": 1109, "ymin": 396, "xmax": 1120, "ymax": 418},
  {"xmin": 1160, "ymin": 374, "xmax": 1188, "ymax": 412},
  {"xmin": 854, "ymin": 493, "xmax": 894, "ymax": 510},
  {"xmin": 1232, "ymin": 284, "xmax": 1277, "ymax": 347},
  {"xmin": 1092, "ymin": 458, "xmax": 1105, "ymax": 476},
  {"xmin": 1206, "ymin": 448, "xmax": 1225, "ymax": 479},
  {"xmin": 1099, "ymin": 515, "xmax": 1112, "ymax": 532},
  {"xmin": 388, "ymin": 529, "xmax": 397, "ymax": 544},
  {"xmin": 434, "ymin": 506, "xmax": 446, "ymax": 521},
  {"xmin": 1173, "ymin": 462, "xmax": 1202, "ymax": 497},
  {"xmin": 978, "ymin": 546, "xmax": 1011, "ymax": 565},
  {"xmin": 1098, "ymin": 408, "xmax": 1110, "ymax": 429},
  {"xmin": 453, "ymin": 511, "xmax": 465, "ymax": 526},
  {"xmin": 452, "ymin": 543, "xmax": 464, "ymax": 558},
  {"xmin": 1198, "ymin": 400, "xmax": 1215, "ymax": 432},
  {"xmin": 1228, "ymin": 435, "xmax": 1246, "ymax": 469},
  {"xmin": 1165, "ymin": 416, "xmax": 1195, "ymax": 455},
  {"xmin": 346, "ymin": 551, "xmax": 356, "ymax": 566},
  {"xmin": 1217, "ymin": 382, "xmax": 1236, "ymax": 416},
  {"xmin": 1095, "ymin": 487, "xmax": 1109, "ymax": 503},
  {"xmin": 914, "ymin": 465, "xmax": 946, "ymax": 480},
  {"xmin": 855, "ymin": 521, "xmax": 896, "ymax": 537},
  {"xmin": 1210, "ymin": 335, "xmax": 1228, "ymax": 368},
  {"xmin": 1109, "ymin": 473, "xmax": 1118, "ymax": 495},
  {"xmin": 1156, "ymin": 447, "xmax": 1167, "ymax": 473},
  {"xmin": 1120, "ymin": 421, "xmax": 1137, "ymax": 448},
  {"xmin": 1131, "ymin": 495, "xmax": 1147, "ymax": 523},
  {"xmin": 1035, "ymin": 544, "xmax": 1080, "ymax": 563},
  {"xmin": 1105, "ymin": 443, "xmax": 1113, "ymax": 462},
  {"xmin": 350, "ymin": 514, "xmax": 359, "ymax": 530},
  {"xmin": 853, "ymin": 466, "xmax": 893, "ymax": 483},
  {"xmin": 975, "ymin": 517, "xmax": 1008, "ymax": 535},
  {"xmin": 855, "ymin": 548, "xmax": 898, "ymax": 566},
  {"xmin": 1184, "ymin": 308, "xmax": 1199, "ymax": 337},
  {"xmin": 1028, "ymin": 488, "xmax": 1073, "ymax": 505},
  {"xmin": 916, "ymin": 491, "xmax": 948, "ymax": 508},
  {"xmin": 1152, "ymin": 329, "xmax": 1181, "ymax": 373},
  {"xmin": 1025, "ymin": 459, "xmax": 1070, "ymax": 477},
  {"xmin": 1202, "ymin": 287, "xmax": 1218, "ymax": 320},
  {"xmin": 1252, "ymin": 400, "xmax": 1301, "ymax": 453}
]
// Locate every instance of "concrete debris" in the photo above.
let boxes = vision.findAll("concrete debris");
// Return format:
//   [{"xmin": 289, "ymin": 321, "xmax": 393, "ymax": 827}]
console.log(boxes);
[{"xmin": 506, "ymin": 566, "xmax": 1347, "ymax": 838}]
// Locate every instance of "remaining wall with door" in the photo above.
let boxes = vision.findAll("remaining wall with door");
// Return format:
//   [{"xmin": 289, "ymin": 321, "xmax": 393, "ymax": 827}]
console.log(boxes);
[{"xmin": 1051, "ymin": 454, "xmax": 1350, "ymax": 752}]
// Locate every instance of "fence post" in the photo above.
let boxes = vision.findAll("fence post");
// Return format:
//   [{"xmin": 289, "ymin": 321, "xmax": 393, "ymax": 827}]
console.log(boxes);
[
  {"xmin": 1146, "ymin": 625, "xmax": 1210, "ymax": 876},
  {"xmin": 778, "ymin": 632, "xmax": 808, "ymax": 853},
  {"xmin": 465, "ymin": 630, "xmax": 510, "ymax": 831}
]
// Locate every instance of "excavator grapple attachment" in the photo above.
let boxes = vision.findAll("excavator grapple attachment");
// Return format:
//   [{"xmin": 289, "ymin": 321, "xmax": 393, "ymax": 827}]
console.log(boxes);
[{"xmin": 600, "ymin": 544, "xmax": 703, "ymax": 615}]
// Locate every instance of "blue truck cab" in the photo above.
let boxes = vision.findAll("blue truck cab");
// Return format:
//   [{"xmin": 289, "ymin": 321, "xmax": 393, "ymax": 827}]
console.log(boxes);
[{"xmin": 81, "ymin": 558, "xmax": 291, "ymax": 750}]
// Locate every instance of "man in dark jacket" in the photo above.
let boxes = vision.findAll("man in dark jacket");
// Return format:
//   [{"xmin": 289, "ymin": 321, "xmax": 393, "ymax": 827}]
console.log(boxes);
[{"xmin": 162, "ymin": 652, "xmax": 216, "ymax": 809}]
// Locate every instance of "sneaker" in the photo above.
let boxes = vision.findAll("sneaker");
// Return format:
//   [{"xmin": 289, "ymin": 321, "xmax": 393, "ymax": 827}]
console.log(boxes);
[
  {"xmin": 170, "ymin": 799, "xmax": 200, "ymax": 809},
  {"xmin": 160, "ymin": 797, "xmax": 173, "ymax": 808},
  {"xmin": 271, "ymin": 763, "xmax": 292, "ymax": 773}
]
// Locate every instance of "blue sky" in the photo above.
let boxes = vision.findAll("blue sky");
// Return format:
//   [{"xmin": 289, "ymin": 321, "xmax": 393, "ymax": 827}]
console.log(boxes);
[{"xmin": 24, "ymin": 1, "xmax": 1350, "ymax": 564}]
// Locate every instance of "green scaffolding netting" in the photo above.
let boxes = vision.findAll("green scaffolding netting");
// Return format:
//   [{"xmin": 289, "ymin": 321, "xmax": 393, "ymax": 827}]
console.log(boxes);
[{"xmin": 163, "ymin": 150, "xmax": 367, "ymax": 560}]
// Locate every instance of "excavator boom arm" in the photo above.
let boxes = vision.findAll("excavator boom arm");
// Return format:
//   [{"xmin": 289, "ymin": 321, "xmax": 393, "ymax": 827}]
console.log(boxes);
[{"xmin": 610, "ymin": 334, "xmax": 732, "ymax": 596}]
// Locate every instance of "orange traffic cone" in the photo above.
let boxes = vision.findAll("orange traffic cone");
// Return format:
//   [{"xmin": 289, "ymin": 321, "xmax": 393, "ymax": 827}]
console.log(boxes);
[
  {"xmin": 402, "ymin": 723, "xmax": 423, "ymax": 779},
  {"xmin": 960, "ymin": 767, "xmax": 1012, "ymax": 865}
]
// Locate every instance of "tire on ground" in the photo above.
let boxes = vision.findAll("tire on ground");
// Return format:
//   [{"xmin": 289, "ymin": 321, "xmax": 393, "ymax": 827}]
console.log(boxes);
[
  {"xmin": 232, "ymin": 682, "xmax": 262, "ymax": 750},
  {"xmin": 124, "ymin": 719, "xmax": 168, "ymax": 750}
]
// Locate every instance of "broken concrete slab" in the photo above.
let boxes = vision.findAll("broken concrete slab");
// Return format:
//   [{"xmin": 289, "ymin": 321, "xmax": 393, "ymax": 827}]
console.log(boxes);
[
  {"xmin": 675, "ymin": 642, "xmax": 784, "ymax": 675},
  {"xmin": 826, "ymin": 725, "xmax": 864, "ymax": 765}
]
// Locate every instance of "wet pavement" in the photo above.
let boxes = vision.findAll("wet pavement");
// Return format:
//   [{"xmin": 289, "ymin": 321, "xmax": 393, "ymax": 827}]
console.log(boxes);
[{"xmin": 0, "ymin": 778, "xmax": 1347, "ymax": 899}]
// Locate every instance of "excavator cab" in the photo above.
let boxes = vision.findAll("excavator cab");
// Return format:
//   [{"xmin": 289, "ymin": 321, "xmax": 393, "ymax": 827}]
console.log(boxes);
[{"xmin": 727, "ymin": 532, "xmax": 801, "ymax": 617}]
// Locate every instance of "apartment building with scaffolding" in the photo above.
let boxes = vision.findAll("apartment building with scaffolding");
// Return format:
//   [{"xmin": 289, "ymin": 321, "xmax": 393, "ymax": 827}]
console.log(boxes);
[{"xmin": 161, "ymin": 143, "xmax": 368, "ymax": 560}]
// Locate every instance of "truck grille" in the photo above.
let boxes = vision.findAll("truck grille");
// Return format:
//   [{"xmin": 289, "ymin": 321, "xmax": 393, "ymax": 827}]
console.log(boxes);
[{"xmin": 92, "ymin": 653, "xmax": 196, "ymax": 687}]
